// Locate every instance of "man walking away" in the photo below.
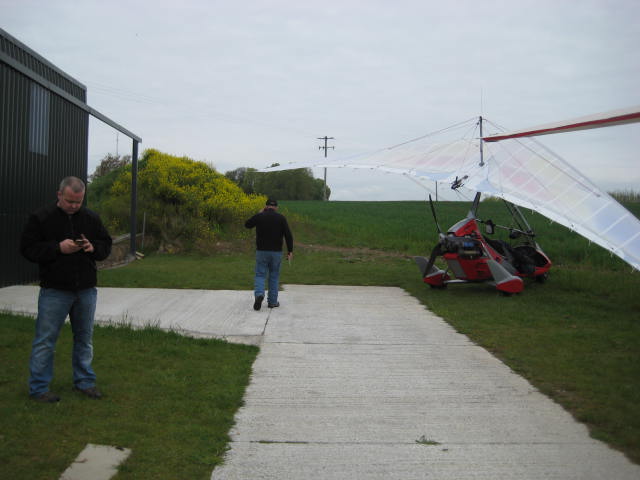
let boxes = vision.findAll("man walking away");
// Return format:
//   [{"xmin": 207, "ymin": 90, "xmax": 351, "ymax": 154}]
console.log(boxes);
[
  {"xmin": 245, "ymin": 199, "xmax": 293, "ymax": 311},
  {"xmin": 20, "ymin": 176, "xmax": 112, "ymax": 402}
]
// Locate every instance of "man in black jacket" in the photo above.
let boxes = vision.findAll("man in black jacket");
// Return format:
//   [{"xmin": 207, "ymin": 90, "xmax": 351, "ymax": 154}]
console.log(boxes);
[
  {"xmin": 245, "ymin": 199, "xmax": 293, "ymax": 310},
  {"xmin": 21, "ymin": 176, "xmax": 112, "ymax": 403}
]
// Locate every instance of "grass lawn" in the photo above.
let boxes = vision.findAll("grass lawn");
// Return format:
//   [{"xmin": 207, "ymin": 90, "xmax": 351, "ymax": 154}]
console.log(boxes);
[{"xmin": 0, "ymin": 313, "xmax": 257, "ymax": 480}]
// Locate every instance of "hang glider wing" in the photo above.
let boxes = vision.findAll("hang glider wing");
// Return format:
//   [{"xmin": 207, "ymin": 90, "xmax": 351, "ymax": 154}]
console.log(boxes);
[
  {"xmin": 261, "ymin": 139, "xmax": 484, "ymax": 184},
  {"xmin": 260, "ymin": 119, "xmax": 640, "ymax": 270},
  {"xmin": 474, "ymin": 137, "xmax": 640, "ymax": 271},
  {"xmin": 482, "ymin": 105, "xmax": 640, "ymax": 142}
]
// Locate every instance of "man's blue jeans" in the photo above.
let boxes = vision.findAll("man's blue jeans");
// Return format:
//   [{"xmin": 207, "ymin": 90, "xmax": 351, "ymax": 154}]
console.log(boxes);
[
  {"xmin": 29, "ymin": 287, "xmax": 98, "ymax": 396},
  {"xmin": 254, "ymin": 250, "xmax": 282, "ymax": 305}
]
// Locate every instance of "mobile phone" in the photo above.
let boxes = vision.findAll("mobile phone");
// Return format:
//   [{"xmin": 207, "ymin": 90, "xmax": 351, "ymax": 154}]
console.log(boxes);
[{"xmin": 74, "ymin": 239, "xmax": 85, "ymax": 245}]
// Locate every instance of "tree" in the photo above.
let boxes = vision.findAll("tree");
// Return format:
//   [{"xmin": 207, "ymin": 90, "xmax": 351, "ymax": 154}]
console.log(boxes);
[
  {"xmin": 225, "ymin": 167, "xmax": 259, "ymax": 195},
  {"xmin": 225, "ymin": 165, "xmax": 329, "ymax": 200},
  {"xmin": 89, "ymin": 153, "xmax": 131, "ymax": 182},
  {"xmin": 87, "ymin": 154, "xmax": 131, "ymax": 209}
]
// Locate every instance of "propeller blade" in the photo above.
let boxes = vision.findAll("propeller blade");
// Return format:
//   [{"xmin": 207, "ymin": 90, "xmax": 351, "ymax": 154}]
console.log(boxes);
[
  {"xmin": 429, "ymin": 194, "xmax": 443, "ymax": 235},
  {"xmin": 424, "ymin": 241, "xmax": 444, "ymax": 277}
]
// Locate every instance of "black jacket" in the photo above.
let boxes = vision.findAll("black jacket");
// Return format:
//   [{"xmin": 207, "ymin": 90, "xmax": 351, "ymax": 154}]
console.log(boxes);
[
  {"xmin": 245, "ymin": 209, "xmax": 293, "ymax": 253},
  {"xmin": 20, "ymin": 203, "xmax": 112, "ymax": 290}
]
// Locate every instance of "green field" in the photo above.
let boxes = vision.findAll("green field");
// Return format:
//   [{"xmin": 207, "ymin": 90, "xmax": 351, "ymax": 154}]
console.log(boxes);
[{"xmin": 280, "ymin": 199, "xmax": 640, "ymax": 271}]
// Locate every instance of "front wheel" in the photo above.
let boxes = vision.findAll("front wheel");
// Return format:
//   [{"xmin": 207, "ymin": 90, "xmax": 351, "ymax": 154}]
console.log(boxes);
[{"xmin": 535, "ymin": 272, "xmax": 549, "ymax": 283}]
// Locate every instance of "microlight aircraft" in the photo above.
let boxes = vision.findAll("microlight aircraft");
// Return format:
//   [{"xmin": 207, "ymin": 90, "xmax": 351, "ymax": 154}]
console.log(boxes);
[
  {"xmin": 261, "ymin": 106, "xmax": 640, "ymax": 292},
  {"xmin": 414, "ymin": 191, "xmax": 552, "ymax": 294}
]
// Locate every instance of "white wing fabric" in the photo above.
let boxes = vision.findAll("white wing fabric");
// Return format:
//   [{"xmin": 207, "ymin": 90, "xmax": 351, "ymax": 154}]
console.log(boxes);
[
  {"xmin": 476, "ymin": 137, "xmax": 640, "ymax": 270},
  {"xmin": 261, "ymin": 121, "xmax": 640, "ymax": 270},
  {"xmin": 262, "ymin": 140, "xmax": 483, "ymax": 185}
]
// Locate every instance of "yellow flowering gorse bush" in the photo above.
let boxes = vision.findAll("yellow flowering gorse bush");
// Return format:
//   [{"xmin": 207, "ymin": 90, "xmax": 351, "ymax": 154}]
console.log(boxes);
[{"xmin": 105, "ymin": 149, "xmax": 265, "ymax": 251}]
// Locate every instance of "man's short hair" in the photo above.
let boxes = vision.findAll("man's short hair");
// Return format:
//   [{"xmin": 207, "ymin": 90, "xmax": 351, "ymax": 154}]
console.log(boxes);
[
  {"xmin": 59, "ymin": 176, "xmax": 85, "ymax": 193},
  {"xmin": 266, "ymin": 198, "xmax": 278, "ymax": 207}
]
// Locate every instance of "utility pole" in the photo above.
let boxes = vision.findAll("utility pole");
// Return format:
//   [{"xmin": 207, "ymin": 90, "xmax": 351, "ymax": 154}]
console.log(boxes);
[{"xmin": 317, "ymin": 136, "xmax": 334, "ymax": 201}]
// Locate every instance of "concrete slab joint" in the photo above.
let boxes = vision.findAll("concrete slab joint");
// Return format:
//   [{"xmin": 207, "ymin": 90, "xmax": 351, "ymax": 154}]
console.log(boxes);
[{"xmin": 59, "ymin": 444, "xmax": 131, "ymax": 480}]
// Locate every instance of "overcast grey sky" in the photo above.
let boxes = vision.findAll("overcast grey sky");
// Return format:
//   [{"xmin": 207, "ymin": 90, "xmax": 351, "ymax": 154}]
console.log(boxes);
[{"xmin": 3, "ymin": 0, "xmax": 639, "ymax": 200}]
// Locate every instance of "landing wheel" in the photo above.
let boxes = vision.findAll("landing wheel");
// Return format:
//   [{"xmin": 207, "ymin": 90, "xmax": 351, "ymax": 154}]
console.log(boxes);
[
  {"xmin": 429, "ymin": 283, "xmax": 447, "ymax": 290},
  {"xmin": 535, "ymin": 273, "xmax": 549, "ymax": 283}
]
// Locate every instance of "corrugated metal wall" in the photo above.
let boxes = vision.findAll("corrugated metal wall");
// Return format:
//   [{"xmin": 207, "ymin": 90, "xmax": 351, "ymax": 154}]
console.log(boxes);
[{"xmin": 1, "ymin": 30, "xmax": 89, "ymax": 287}]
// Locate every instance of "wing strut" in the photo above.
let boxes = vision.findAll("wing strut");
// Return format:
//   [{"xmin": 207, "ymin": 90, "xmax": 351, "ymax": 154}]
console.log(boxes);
[{"xmin": 483, "ymin": 106, "xmax": 640, "ymax": 142}]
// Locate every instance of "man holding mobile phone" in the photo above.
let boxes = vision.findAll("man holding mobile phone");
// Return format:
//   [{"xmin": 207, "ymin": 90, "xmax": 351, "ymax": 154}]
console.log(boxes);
[{"xmin": 20, "ymin": 176, "xmax": 112, "ymax": 403}]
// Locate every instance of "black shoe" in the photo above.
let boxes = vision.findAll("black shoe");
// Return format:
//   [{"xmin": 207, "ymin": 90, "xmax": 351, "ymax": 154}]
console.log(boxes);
[
  {"xmin": 253, "ymin": 295, "xmax": 264, "ymax": 311},
  {"xmin": 74, "ymin": 386, "xmax": 103, "ymax": 399},
  {"xmin": 268, "ymin": 302, "xmax": 280, "ymax": 308},
  {"xmin": 31, "ymin": 391, "xmax": 60, "ymax": 403}
]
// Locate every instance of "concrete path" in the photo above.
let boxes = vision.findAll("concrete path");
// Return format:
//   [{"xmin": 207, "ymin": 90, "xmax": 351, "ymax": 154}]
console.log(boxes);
[
  {"xmin": 0, "ymin": 285, "xmax": 267, "ymax": 345},
  {"xmin": 1, "ymin": 285, "xmax": 638, "ymax": 479}
]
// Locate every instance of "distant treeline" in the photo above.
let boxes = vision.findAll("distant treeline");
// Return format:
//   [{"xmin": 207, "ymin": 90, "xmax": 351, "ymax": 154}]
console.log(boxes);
[
  {"xmin": 224, "ymin": 166, "xmax": 329, "ymax": 201},
  {"xmin": 609, "ymin": 189, "xmax": 640, "ymax": 203}
]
